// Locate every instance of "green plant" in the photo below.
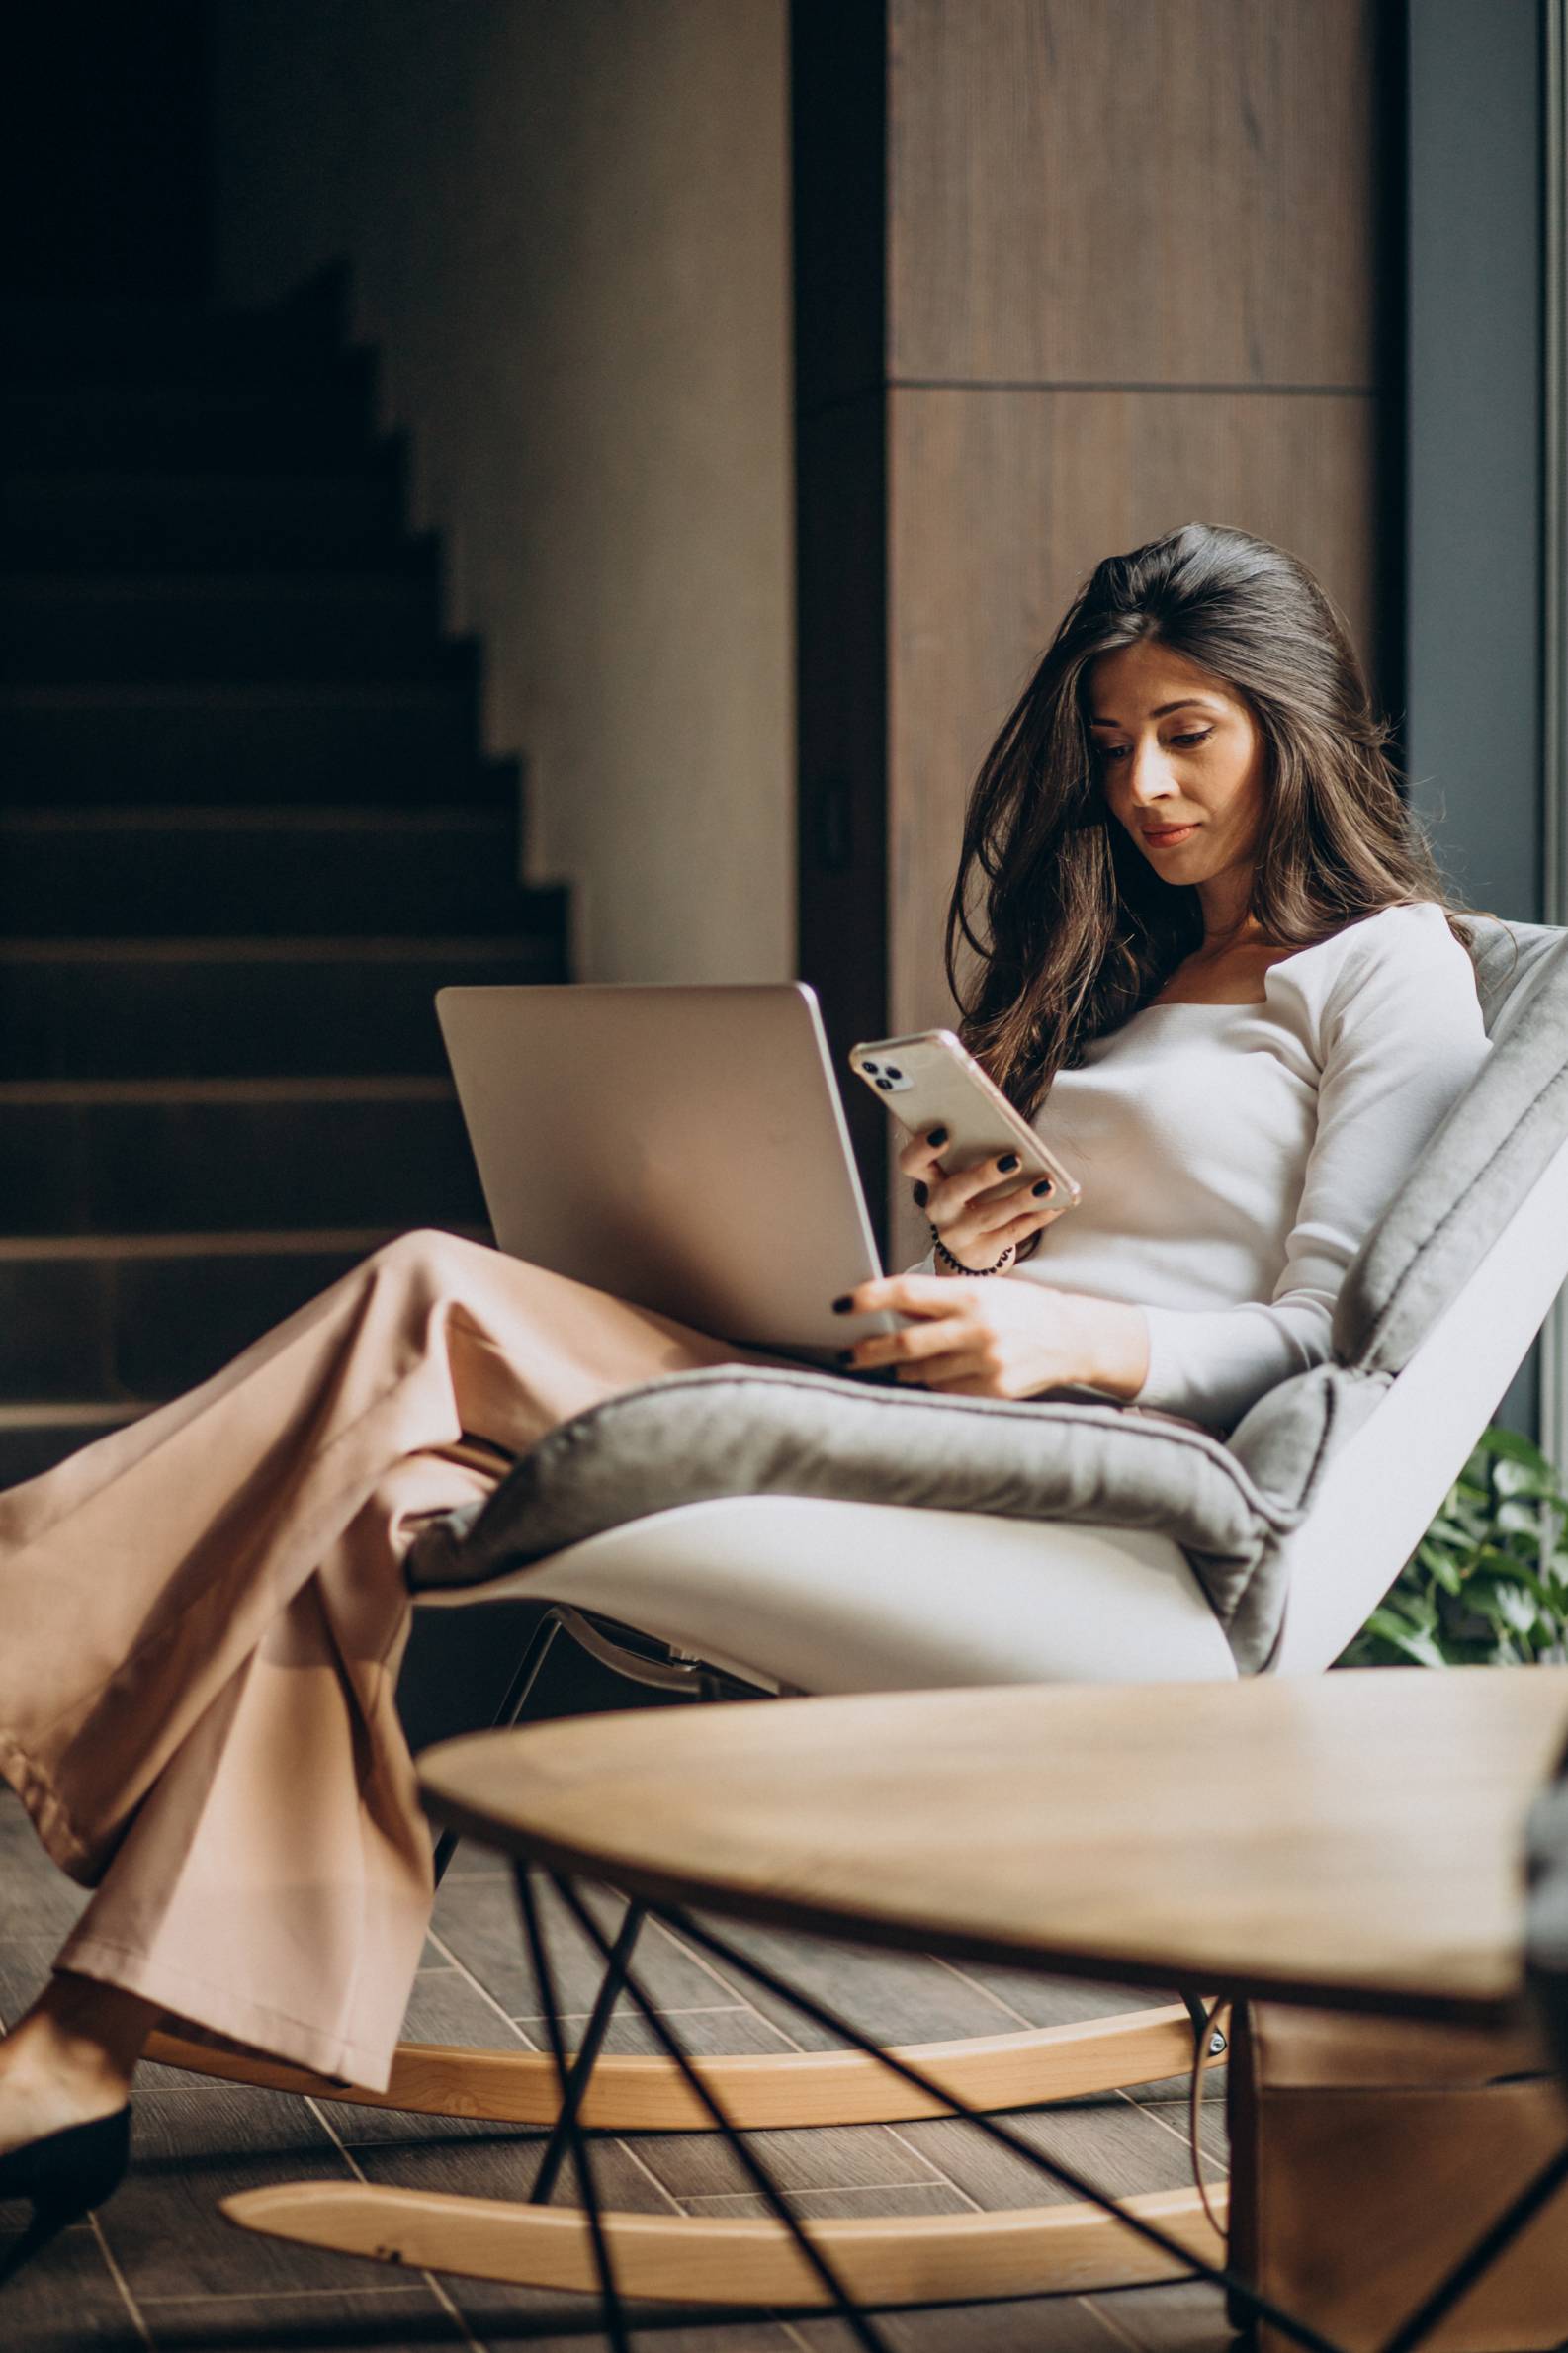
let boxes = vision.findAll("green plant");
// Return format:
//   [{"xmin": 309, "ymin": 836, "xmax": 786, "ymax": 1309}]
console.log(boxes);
[{"xmin": 1338, "ymin": 1424, "xmax": 1568, "ymax": 1668}]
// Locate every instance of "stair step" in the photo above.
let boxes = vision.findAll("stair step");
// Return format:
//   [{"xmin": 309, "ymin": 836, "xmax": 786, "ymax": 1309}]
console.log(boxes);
[
  {"xmin": 1, "ymin": 331, "xmax": 370, "ymax": 400},
  {"xmin": 0, "ymin": 683, "xmax": 501, "ymax": 802},
  {"xmin": 0, "ymin": 934, "xmax": 567, "ymax": 1078},
  {"xmin": 0, "ymin": 808, "xmax": 557, "ymax": 936},
  {"xmin": 0, "ymin": 576, "xmax": 471, "ymax": 685},
  {"xmin": 0, "ymin": 385, "xmax": 375, "ymax": 473},
  {"xmin": 0, "ymin": 298, "xmax": 571, "ymax": 1449},
  {"xmin": 0, "ymin": 472, "xmax": 414, "ymax": 572},
  {"xmin": 0, "ymin": 1402, "xmax": 147, "ymax": 1488},
  {"xmin": 0, "ymin": 1226, "xmax": 484, "ymax": 1404},
  {"xmin": 0, "ymin": 293, "xmax": 348, "ymax": 380},
  {"xmin": 0, "ymin": 1079, "xmax": 487, "ymax": 1234}
]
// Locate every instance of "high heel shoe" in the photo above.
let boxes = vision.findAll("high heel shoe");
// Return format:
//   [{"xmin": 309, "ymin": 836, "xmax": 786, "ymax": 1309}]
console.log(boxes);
[{"xmin": 0, "ymin": 2108, "xmax": 131, "ymax": 2288}]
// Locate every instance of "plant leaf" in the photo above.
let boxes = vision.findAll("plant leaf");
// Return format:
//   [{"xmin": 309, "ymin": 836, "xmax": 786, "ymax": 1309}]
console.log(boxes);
[
  {"xmin": 1356, "ymin": 1607, "xmax": 1449, "ymax": 1667},
  {"xmin": 1476, "ymin": 1427, "xmax": 1554, "ymax": 1469},
  {"xmin": 1343, "ymin": 1422, "xmax": 1568, "ymax": 1671},
  {"xmin": 1493, "ymin": 1458, "xmax": 1557, "ymax": 1501}
]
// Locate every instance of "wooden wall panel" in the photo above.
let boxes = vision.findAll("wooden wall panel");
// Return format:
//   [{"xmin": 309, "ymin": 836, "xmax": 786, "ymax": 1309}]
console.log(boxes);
[
  {"xmin": 889, "ymin": 0, "xmax": 1380, "ymax": 388},
  {"xmin": 888, "ymin": 384, "xmax": 1379, "ymax": 1023},
  {"xmin": 794, "ymin": 0, "xmax": 1393, "ymax": 1251}
]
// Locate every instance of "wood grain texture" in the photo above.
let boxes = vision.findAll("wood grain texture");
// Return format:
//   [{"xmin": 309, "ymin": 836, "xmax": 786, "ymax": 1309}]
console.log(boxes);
[
  {"xmin": 220, "ymin": 2176, "xmax": 1225, "ymax": 2305},
  {"xmin": 146, "ymin": 2006, "xmax": 1197, "ymax": 2132},
  {"xmin": 686, "ymin": 1906, "xmax": 1095, "ymax": 2046},
  {"xmin": 0, "ymin": 1787, "xmax": 1224, "ymax": 2343},
  {"xmin": 134, "ymin": 2286, "xmax": 465, "ymax": 2349},
  {"xmin": 419, "ymin": 1669, "xmax": 1568, "ymax": 2020},
  {"xmin": 97, "ymin": 2083, "xmax": 359, "ymax": 2301},
  {"xmin": 1234, "ymin": 2070, "xmax": 1568, "ymax": 2353},
  {"xmin": 886, "ymin": 382, "xmax": 1379, "ymax": 1051},
  {"xmin": 0, "ymin": 2219, "xmax": 137, "ymax": 2350},
  {"xmin": 1086, "ymin": 2277, "xmax": 1231, "ymax": 2351},
  {"xmin": 899, "ymin": 2086, "xmax": 1205, "ymax": 2213},
  {"xmin": 888, "ymin": 0, "xmax": 1380, "ymax": 388},
  {"xmin": 429, "ymin": 1871, "xmax": 716, "ymax": 2018}
]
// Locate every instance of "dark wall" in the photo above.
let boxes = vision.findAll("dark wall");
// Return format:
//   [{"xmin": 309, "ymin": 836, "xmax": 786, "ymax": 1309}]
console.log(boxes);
[
  {"xmin": 1406, "ymin": 0, "xmax": 1543, "ymax": 927},
  {"xmin": 792, "ymin": 0, "xmax": 890, "ymax": 1239},
  {"xmin": 1406, "ymin": 0, "xmax": 1546, "ymax": 1441},
  {"xmin": 1, "ymin": 1, "xmax": 210, "ymax": 298}
]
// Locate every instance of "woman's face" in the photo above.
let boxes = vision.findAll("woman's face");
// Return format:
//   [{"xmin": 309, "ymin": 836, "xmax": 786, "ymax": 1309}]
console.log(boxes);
[{"xmin": 1087, "ymin": 640, "xmax": 1267, "ymax": 915}]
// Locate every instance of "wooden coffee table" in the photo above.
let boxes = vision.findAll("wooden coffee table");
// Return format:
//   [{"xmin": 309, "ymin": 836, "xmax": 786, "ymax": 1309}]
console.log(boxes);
[{"xmin": 223, "ymin": 1667, "xmax": 1568, "ymax": 2349}]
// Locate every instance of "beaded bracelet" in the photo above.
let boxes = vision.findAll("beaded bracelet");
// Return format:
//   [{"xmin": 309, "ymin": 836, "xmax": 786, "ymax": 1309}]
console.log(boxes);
[{"xmin": 930, "ymin": 1224, "xmax": 1015, "ymax": 1277}]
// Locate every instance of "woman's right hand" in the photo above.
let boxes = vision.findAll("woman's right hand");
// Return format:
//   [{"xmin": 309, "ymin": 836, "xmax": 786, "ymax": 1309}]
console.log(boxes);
[{"xmin": 899, "ymin": 1128, "xmax": 1070, "ymax": 1272}]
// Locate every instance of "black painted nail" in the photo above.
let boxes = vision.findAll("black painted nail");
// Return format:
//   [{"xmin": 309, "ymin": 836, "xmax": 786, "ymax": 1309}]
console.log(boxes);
[
  {"xmin": 831, "ymin": 1294, "xmax": 854, "ymax": 1314},
  {"xmin": 998, "ymin": 1153, "xmax": 1020, "ymax": 1174},
  {"xmin": 836, "ymin": 1348, "xmax": 856, "ymax": 1366},
  {"xmin": 1032, "ymin": 1177, "xmax": 1053, "ymax": 1197},
  {"xmin": 912, "ymin": 1179, "xmax": 928, "ymax": 1208},
  {"xmin": 927, "ymin": 1125, "xmax": 948, "ymax": 1147}
]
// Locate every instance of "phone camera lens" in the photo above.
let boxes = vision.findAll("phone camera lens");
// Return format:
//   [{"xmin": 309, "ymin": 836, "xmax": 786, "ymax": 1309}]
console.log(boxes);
[
  {"xmin": 884, "ymin": 1065, "xmax": 903, "ymax": 1081},
  {"xmin": 863, "ymin": 1060, "xmax": 880, "ymax": 1075},
  {"xmin": 876, "ymin": 1078, "xmax": 893, "ymax": 1091}
]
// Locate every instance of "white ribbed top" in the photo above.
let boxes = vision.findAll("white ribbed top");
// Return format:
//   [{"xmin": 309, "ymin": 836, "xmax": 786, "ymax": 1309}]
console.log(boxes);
[{"xmin": 1013, "ymin": 902, "xmax": 1490, "ymax": 1431}]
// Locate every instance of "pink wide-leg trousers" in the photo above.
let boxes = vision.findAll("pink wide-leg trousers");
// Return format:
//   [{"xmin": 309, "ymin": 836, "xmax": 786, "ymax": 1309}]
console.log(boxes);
[{"xmin": 0, "ymin": 1229, "xmax": 749, "ymax": 2089}]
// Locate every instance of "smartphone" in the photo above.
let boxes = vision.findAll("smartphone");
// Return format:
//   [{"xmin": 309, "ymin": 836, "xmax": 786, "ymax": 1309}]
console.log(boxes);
[{"xmin": 847, "ymin": 1029, "xmax": 1082, "ymax": 1212}]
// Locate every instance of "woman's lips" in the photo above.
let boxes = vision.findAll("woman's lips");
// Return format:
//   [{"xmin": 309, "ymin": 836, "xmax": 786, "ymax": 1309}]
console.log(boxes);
[{"xmin": 1142, "ymin": 823, "xmax": 1199, "ymax": 846}]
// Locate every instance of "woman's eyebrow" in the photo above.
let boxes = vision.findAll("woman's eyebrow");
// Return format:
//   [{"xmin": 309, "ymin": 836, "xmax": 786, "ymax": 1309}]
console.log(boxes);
[{"xmin": 1089, "ymin": 698, "xmax": 1219, "ymax": 727}]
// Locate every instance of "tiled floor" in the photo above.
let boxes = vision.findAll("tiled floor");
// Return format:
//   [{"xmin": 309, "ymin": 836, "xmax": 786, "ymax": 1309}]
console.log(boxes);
[{"xmin": 0, "ymin": 1788, "xmax": 1231, "ymax": 2350}]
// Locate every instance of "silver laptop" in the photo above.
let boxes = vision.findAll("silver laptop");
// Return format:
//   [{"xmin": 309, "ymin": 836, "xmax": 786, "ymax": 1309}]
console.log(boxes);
[{"xmin": 435, "ymin": 982, "xmax": 894, "ymax": 1359}]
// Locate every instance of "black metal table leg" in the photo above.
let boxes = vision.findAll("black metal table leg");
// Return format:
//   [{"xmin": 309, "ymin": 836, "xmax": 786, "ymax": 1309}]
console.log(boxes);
[
  {"xmin": 482, "ymin": 1859, "xmax": 1565, "ymax": 2353},
  {"xmin": 530, "ymin": 1898, "xmax": 648, "ymax": 2207},
  {"xmin": 657, "ymin": 1902, "xmax": 1346, "ymax": 2353},
  {"xmin": 431, "ymin": 1613, "xmax": 565, "ymax": 1887},
  {"xmin": 513, "ymin": 1863, "xmax": 632, "ymax": 2353},
  {"xmin": 552, "ymin": 1873, "xmax": 896, "ymax": 2353}
]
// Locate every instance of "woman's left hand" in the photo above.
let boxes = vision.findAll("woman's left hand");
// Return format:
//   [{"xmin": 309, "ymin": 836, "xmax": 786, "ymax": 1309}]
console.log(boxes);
[{"xmin": 835, "ymin": 1274, "xmax": 1151, "ymax": 1402}]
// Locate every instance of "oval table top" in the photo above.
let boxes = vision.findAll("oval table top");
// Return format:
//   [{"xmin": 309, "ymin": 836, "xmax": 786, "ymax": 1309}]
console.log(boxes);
[{"xmin": 419, "ymin": 1666, "xmax": 1568, "ymax": 2022}]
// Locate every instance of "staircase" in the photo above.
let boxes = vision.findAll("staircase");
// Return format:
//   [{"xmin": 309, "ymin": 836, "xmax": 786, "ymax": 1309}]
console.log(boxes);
[{"xmin": 0, "ymin": 288, "xmax": 568, "ymax": 1485}]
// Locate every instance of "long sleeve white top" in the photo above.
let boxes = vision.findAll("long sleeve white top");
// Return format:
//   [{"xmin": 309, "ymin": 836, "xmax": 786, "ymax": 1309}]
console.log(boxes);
[{"xmin": 967, "ymin": 903, "xmax": 1490, "ymax": 1433}]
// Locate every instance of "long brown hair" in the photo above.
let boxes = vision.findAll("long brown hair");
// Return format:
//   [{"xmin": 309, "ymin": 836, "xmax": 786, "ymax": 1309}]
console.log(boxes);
[{"xmin": 946, "ymin": 521, "xmax": 1474, "ymax": 1119}]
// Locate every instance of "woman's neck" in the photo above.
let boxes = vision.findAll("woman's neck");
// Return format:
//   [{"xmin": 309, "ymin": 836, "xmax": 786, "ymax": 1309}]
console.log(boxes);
[
  {"xmin": 1195, "ymin": 916, "xmax": 1267, "ymax": 961},
  {"xmin": 1195, "ymin": 866, "xmax": 1258, "ymax": 949}
]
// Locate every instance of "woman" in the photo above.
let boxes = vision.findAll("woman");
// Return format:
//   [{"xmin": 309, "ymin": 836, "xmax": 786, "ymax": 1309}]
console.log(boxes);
[{"xmin": 0, "ymin": 521, "xmax": 1491, "ymax": 2271}]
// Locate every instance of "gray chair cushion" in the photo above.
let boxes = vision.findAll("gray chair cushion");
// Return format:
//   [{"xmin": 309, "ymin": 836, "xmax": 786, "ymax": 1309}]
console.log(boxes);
[
  {"xmin": 408, "ymin": 1367, "xmax": 1300, "ymax": 1629},
  {"xmin": 408, "ymin": 915, "xmax": 1568, "ymax": 1676},
  {"xmin": 1332, "ymin": 920, "xmax": 1568, "ymax": 1376}
]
